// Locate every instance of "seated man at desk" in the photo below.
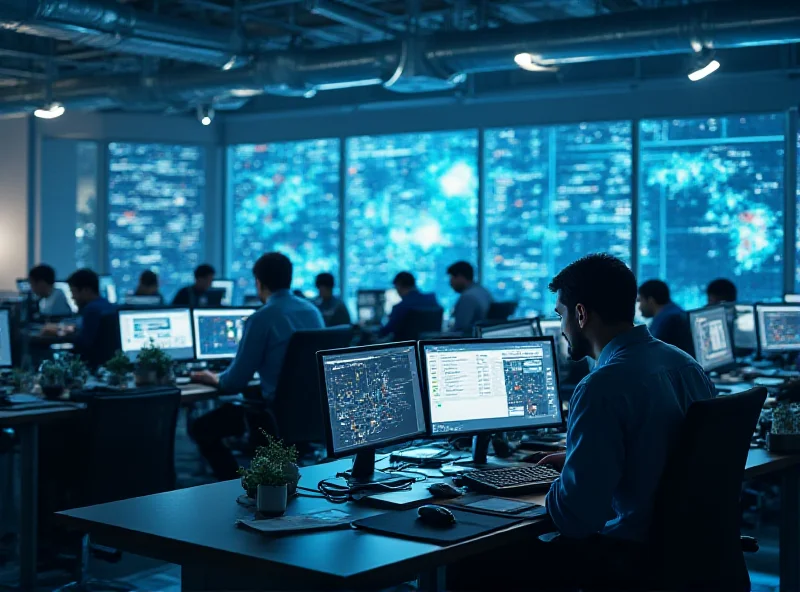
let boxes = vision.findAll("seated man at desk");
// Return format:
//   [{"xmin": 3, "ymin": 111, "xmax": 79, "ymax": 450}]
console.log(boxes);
[
  {"xmin": 450, "ymin": 254, "xmax": 715, "ymax": 590},
  {"xmin": 707, "ymin": 278, "xmax": 737, "ymax": 305},
  {"xmin": 313, "ymin": 272, "xmax": 351, "ymax": 327},
  {"xmin": 189, "ymin": 252, "xmax": 324, "ymax": 480},
  {"xmin": 378, "ymin": 272, "xmax": 439, "ymax": 337},
  {"xmin": 447, "ymin": 260, "xmax": 492, "ymax": 333},
  {"xmin": 637, "ymin": 279, "xmax": 692, "ymax": 354},
  {"xmin": 133, "ymin": 270, "xmax": 164, "ymax": 304},
  {"xmin": 172, "ymin": 264, "xmax": 215, "ymax": 307},
  {"xmin": 28, "ymin": 264, "xmax": 72, "ymax": 316}
]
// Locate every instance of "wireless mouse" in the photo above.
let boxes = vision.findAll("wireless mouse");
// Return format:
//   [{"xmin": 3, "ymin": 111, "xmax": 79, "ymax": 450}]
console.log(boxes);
[
  {"xmin": 417, "ymin": 505, "xmax": 457, "ymax": 528},
  {"xmin": 428, "ymin": 483, "xmax": 463, "ymax": 499}
]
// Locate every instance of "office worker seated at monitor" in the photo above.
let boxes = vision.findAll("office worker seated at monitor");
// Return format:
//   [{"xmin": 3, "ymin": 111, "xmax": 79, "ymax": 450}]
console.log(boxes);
[
  {"xmin": 637, "ymin": 279, "xmax": 693, "ymax": 354},
  {"xmin": 133, "ymin": 270, "xmax": 164, "ymax": 304},
  {"xmin": 450, "ymin": 255, "xmax": 716, "ymax": 591},
  {"xmin": 447, "ymin": 260, "xmax": 492, "ymax": 333},
  {"xmin": 378, "ymin": 272, "xmax": 439, "ymax": 337},
  {"xmin": 172, "ymin": 264, "xmax": 215, "ymax": 307},
  {"xmin": 707, "ymin": 278, "xmax": 737, "ymax": 305},
  {"xmin": 314, "ymin": 272, "xmax": 351, "ymax": 327},
  {"xmin": 189, "ymin": 253, "xmax": 324, "ymax": 480},
  {"xmin": 28, "ymin": 264, "xmax": 72, "ymax": 316}
]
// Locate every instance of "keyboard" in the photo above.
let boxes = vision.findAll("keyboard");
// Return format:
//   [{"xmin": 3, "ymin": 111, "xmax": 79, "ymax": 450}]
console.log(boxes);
[{"xmin": 461, "ymin": 465, "xmax": 561, "ymax": 495}]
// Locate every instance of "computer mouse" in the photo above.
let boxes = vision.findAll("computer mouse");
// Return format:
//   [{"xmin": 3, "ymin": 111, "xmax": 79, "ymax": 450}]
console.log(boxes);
[
  {"xmin": 428, "ymin": 483, "xmax": 463, "ymax": 499},
  {"xmin": 417, "ymin": 505, "xmax": 457, "ymax": 528}
]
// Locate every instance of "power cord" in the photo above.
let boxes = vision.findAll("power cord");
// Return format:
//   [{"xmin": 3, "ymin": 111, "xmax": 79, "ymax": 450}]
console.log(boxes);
[{"xmin": 309, "ymin": 474, "xmax": 418, "ymax": 504}]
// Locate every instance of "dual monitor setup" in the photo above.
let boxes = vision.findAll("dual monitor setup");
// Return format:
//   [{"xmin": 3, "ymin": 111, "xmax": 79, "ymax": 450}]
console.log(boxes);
[{"xmin": 317, "ymin": 336, "xmax": 563, "ymax": 484}]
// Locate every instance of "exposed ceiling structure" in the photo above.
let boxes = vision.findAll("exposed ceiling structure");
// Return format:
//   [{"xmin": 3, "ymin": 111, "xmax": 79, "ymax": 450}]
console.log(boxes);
[{"xmin": 0, "ymin": 0, "xmax": 797, "ymax": 117}]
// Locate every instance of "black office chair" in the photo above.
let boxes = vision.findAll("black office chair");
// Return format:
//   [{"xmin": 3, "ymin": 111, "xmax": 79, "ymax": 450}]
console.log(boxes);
[
  {"xmin": 486, "ymin": 301, "xmax": 518, "ymax": 321},
  {"xmin": 56, "ymin": 387, "xmax": 182, "ymax": 591},
  {"xmin": 393, "ymin": 307, "xmax": 444, "ymax": 341},
  {"xmin": 646, "ymin": 387, "xmax": 767, "ymax": 592}
]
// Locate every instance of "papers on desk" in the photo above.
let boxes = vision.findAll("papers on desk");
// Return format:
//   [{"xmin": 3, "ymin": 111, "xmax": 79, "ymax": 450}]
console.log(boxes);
[{"xmin": 236, "ymin": 509, "xmax": 353, "ymax": 535}]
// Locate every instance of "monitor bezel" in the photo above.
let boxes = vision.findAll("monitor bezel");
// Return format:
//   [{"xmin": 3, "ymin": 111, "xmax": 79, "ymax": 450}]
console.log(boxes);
[
  {"xmin": 117, "ymin": 307, "xmax": 196, "ymax": 362},
  {"xmin": 475, "ymin": 318, "xmax": 539, "ymax": 339},
  {"xmin": 687, "ymin": 304, "xmax": 737, "ymax": 374},
  {"xmin": 418, "ymin": 336, "xmax": 564, "ymax": 438},
  {"xmin": 317, "ymin": 341, "xmax": 425, "ymax": 459},
  {"xmin": 755, "ymin": 302, "xmax": 800, "ymax": 356},
  {"xmin": 191, "ymin": 307, "xmax": 257, "ymax": 361}
]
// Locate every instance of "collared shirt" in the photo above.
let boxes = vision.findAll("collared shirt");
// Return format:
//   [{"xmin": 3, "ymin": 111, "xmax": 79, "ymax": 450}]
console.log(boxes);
[
  {"xmin": 649, "ymin": 301, "xmax": 693, "ymax": 354},
  {"xmin": 451, "ymin": 283, "xmax": 493, "ymax": 332},
  {"xmin": 379, "ymin": 289, "xmax": 440, "ymax": 337},
  {"xmin": 546, "ymin": 325, "xmax": 715, "ymax": 542},
  {"xmin": 74, "ymin": 297, "xmax": 116, "ymax": 353},
  {"xmin": 314, "ymin": 295, "xmax": 352, "ymax": 327},
  {"xmin": 218, "ymin": 290, "xmax": 324, "ymax": 400},
  {"xmin": 39, "ymin": 287, "xmax": 72, "ymax": 316}
]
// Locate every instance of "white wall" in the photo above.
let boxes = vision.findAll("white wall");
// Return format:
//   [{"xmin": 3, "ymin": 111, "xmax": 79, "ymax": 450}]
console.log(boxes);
[{"xmin": 0, "ymin": 116, "xmax": 30, "ymax": 290}]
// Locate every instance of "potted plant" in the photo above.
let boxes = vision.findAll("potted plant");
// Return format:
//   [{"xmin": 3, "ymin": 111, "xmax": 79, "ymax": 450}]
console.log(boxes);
[
  {"xmin": 62, "ymin": 353, "xmax": 89, "ymax": 390},
  {"xmin": 105, "ymin": 351, "xmax": 134, "ymax": 388},
  {"xmin": 39, "ymin": 360, "xmax": 66, "ymax": 399},
  {"xmin": 134, "ymin": 339, "xmax": 174, "ymax": 387},
  {"xmin": 238, "ymin": 432, "xmax": 299, "ymax": 516}
]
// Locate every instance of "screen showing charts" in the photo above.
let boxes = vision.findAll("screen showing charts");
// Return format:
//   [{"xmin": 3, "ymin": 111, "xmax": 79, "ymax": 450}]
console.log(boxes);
[
  {"xmin": 479, "ymin": 321, "xmax": 536, "ymax": 339},
  {"xmin": 119, "ymin": 308, "xmax": 194, "ymax": 361},
  {"xmin": 54, "ymin": 282, "xmax": 78, "ymax": 314},
  {"xmin": 193, "ymin": 308, "xmax": 254, "ymax": 360},
  {"xmin": 689, "ymin": 306, "xmax": 734, "ymax": 372},
  {"xmin": 422, "ymin": 340, "xmax": 561, "ymax": 435},
  {"xmin": 0, "ymin": 309, "xmax": 11, "ymax": 367},
  {"xmin": 757, "ymin": 305, "xmax": 800, "ymax": 353},
  {"xmin": 734, "ymin": 305, "xmax": 756, "ymax": 350},
  {"xmin": 320, "ymin": 344, "xmax": 427, "ymax": 455}
]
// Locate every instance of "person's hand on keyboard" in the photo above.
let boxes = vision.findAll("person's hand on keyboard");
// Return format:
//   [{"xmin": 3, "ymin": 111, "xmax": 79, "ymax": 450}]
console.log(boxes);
[
  {"xmin": 536, "ymin": 452, "xmax": 566, "ymax": 472},
  {"xmin": 190, "ymin": 370, "xmax": 220, "ymax": 388}
]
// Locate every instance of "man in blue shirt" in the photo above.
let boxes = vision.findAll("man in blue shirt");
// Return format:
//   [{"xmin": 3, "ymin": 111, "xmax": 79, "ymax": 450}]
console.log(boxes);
[
  {"xmin": 379, "ymin": 272, "xmax": 440, "ymax": 337},
  {"xmin": 449, "ymin": 254, "xmax": 714, "ymax": 590},
  {"xmin": 190, "ymin": 253, "xmax": 324, "ymax": 480},
  {"xmin": 447, "ymin": 261, "xmax": 492, "ymax": 333},
  {"xmin": 638, "ymin": 279, "xmax": 693, "ymax": 354}
]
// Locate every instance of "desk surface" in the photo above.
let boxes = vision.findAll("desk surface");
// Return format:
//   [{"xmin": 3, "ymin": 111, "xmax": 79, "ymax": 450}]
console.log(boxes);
[
  {"xmin": 744, "ymin": 447, "xmax": 800, "ymax": 478},
  {"xmin": 0, "ymin": 403, "xmax": 85, "ymax": 427}
]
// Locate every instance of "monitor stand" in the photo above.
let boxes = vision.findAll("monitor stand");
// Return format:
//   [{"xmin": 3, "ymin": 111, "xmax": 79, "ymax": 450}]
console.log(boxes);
[
  {"xmin": 343, "ymin": 450, "xmax": 395, "ymax": 485},
  {"xmin": 453, "ymin": 434, "xmax": 505, "ymax": 469}
]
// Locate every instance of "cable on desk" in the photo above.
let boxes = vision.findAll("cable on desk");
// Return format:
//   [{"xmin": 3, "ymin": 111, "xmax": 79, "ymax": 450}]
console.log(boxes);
[{"xmin": 313, "ymin": 474, "xmax": 417, "ymax": 504}]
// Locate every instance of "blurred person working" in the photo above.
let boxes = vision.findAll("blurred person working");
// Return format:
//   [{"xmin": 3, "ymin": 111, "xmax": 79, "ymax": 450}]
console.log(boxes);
[
  {"xmin": 313, "ymin": 272, "xmax": 351, "ymax": 327},
  {"xmin": 707, "ymin": 278, "xmax": 737, "ymax": 305},
  {"xmin": 28, "ymin": 264, "xmax": 72, "ymax": 316},
  {"xmin": 447, "ymin": 261, "xmax": 492, "ymax": 333},
  {"xmin": 450, "ymin": 254, "xmax": 715, "ymax": 590},
  {"xmin": 134, "ymin": 270, "xmax": 165, "ymax": 304},
  {"xmin": 189, "ymin": 253, "xmax": 324, "ymax": 480},
  {"xmin": 378, "ymin": 272, "xmax": 440, "ymax": 338},
  {"xmin": 172, "ymin": 264, "xmax": 215, "ymax": 307},
  {"xmin": 637, "ymin": 279, "xmax": 692, "ymax": 354}
]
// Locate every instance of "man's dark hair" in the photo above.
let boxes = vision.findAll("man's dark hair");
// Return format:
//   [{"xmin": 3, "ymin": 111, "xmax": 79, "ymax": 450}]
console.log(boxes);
[
  {"xmin": 707, "ymin": 278, "xmax": 737, "ymax": 302},
  {"xmin": 29, "ymin": 264, "xmax": 56, "ymax": 285},
  {"xmin": 549, "ymin": 254, "xmax": 637, "ymax": 324},
  {"xmin": 316, "ymin": 273, "xmax": 335, "ymax": 290},
  {"xmin": 638, "ymin": 280, "xmax": 671, "ymax": 306},
  {"xmin": 67, "ymin": 268, "xmax": 100, "ymax": 294},
  {"xmin": 253, "ymin": 253, "xmax": 293, "ymax": 292},
  {"xmin": 393, "ymin": 272, "xmax": 416, "ymax": 289},
  {"xmin": 139, "ymin": 270, "xmax": 159, "ymax": 288},
  {"xmin": 194, "ymin": 264, "xmax": 216, "ymax": 280},
  {"xmin": 447, "ymin": 261, "xmax": 474, "ymax": 282}
]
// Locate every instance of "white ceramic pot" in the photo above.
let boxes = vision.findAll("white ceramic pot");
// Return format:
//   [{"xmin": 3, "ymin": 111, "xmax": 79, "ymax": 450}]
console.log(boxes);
[{"xmin": 257, "ymin": 484, "xmax": 288, "ymax": 516}]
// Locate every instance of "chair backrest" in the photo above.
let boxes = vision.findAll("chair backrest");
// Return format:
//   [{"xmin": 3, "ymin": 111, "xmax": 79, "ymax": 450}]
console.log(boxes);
[
  {"xmin": 273, "ymin": 326, "xmax": 353, "ymax": 445},
  {"xmin": 487, "ymin": 301, "xmax": 518, "ymax": 321},
  {"xmin": 648, "ymin": 387, "xmax": 767, "ymax": 591},
  {"xmin": 83, "ymin": 387, "xmax": 182, "ymax": 506},
  {"xmin": 393, "ymin": 307, "xmax": 444, "ymax": 341}
]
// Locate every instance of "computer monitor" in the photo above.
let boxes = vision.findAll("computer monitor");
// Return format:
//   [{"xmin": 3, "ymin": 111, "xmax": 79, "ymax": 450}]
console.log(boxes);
[
  {"xmin": 357, "ymin": 289, "xmax": 386, "ymax": 325},
  {"xmin": 192, "ymin": 308, "xmax": 255, "ymax": 360},
  {"xmin": 318, "ymin": 342, "xmax": 427, "ymax": 483},
  {"xmin": 118, "ymin": 308, "xmax": 195, "ymax": 362},
  {"xmin": 16, "ymin": 279, "xmax": 30, "ymax": 294},
  {"xmin": 212, "ymin": 280, "xmax": 235, "ymax": 306},
  {"xmin": 0, "ymin": 308, "xmax": 12, "ymax": 368},
  {"xmin": 688, "ymin": 306, "xmax": 735, "ymax": 373},
  {"xmin": 785, "ymin": 294, "xmax": 800, "ymax": 304},
  {"xmin": 756, "ymin": 304, "xmax": 800, "ymax": 355},
  {"xmin": 99, "ymin": 275, "xmax": 118, "ymax": 304},
  {"xmin": 54, "ymin": 281, "xmax": 78, "ymax": 314},
  {"xmin": 201, "ymin": 288, "xmax": 225, "ymax": 308},
  {"xmin": 122, "ymin": 294, "xmax": 163, "ymax": 307},
  {"xmin": 420, "ymin": 337, "xmax": 562, "ymax": 463},
  {"xmin": 733, "ymin": 304, "xmax": 756, "ymax": 351},
  {"xmin": 476, "ymin": 319, "xmax": 540, "ymax": 339},
  {"xmin": 539, "ymin": 319, "xmax": 570, "ymax": 363}
]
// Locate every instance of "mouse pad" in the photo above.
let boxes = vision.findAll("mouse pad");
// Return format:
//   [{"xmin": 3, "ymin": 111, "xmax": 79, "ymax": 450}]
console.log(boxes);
[{"xmin": 351, "ymin": 507, "xmax": 522, "ymax": 546}]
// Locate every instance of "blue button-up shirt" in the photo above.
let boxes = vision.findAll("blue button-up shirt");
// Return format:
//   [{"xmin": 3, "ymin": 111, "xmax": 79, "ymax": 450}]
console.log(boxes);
[
  {"xmin": 379, "ymin": 289, "xmax": 440, "ymax": 337},
  {"xmin": 218, "ymin": 290, "xmax": 324, "ymax": 400},
  {"xmin": 546, "ymin": 325, "xmax": 715, "ymax": 542},
  {"xmin": 451, "ymin": 283, "xmax": 493, "ymax": 332},
  {"xmin": 75, "ymin": 297, "xmax": 116, "ymax": 353},
  {"xmin": 649, "ymin": 301, "xmax": 692, "ymax": 354}
]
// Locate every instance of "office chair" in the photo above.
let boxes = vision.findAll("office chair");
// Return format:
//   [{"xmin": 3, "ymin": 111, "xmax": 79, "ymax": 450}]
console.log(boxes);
[
  {"xmin": 55, "ymin": 387, "xmax": 182, "ymax": 591},
  {"xmin": 486, "ymin": 301, "xmax": 518, "ymax": 321},
  {"xmin": 393, "ymin": 307, "xmax": 444, "ymax": 341}
]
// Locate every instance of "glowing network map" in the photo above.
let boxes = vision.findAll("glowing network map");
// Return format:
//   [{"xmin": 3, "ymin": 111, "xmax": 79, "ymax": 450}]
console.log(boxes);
[{"xmin": 75, "ymin": 141, "xmax": 98, "ymax": 270}]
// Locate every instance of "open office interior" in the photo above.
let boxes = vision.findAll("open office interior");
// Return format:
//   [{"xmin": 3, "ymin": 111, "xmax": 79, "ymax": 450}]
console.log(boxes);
[{"xmin": 1, "ymin": 0, "xmax": 800, "ymax": 591}]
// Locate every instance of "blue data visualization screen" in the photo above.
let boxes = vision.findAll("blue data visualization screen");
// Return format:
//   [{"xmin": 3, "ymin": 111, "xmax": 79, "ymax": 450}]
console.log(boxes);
[
  {"xmin": 75, "ymin": 141, "xmax": 98, "ymax": 270},
  {"xmin": 484, "ymin": 122, "xmax": 632, "ymax": 317},
  {"xmin": 227, "ymin": 140, "xmax": 341, "ymax": 302},
  {"xmin": 345, "ymin": 131, "xmax": 479, "ymax": 316},
  {"xmin": 107, "ymin": 143, "xmax": 206, "ymax": 301},
  {"xmin": 639, "ymin": 114, "xmax": 784, "ymax": 310}
]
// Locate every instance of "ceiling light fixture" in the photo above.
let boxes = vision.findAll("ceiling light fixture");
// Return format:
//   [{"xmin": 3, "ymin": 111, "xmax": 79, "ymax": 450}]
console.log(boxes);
[
  {"xmin": 33, "ymin": 102, "xmax": 65, "ymax": 119},
  {"xmin": 688, "ymin": 49, "xmax": 720, "ymax": 82},
  {"xmin": 222, "ymin": 56, "xmax": 237, "ymax": 71},
  {"xmin": 513, "ymin": 53, "xmax": 558, "ymax": 73},
  {"xmin": 197, "ymin": 105, "xmax": 214, "ymax": 126}
]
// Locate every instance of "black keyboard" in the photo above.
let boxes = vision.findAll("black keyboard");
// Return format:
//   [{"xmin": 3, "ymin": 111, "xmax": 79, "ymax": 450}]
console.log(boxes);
[{"xmin": 461, "ymin": 465, "xmax": 561, "ymax": 495}]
